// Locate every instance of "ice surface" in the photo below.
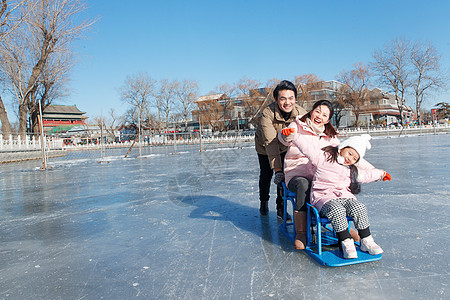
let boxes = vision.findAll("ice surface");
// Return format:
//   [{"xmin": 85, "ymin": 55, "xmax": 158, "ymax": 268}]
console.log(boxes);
[{"xmin": 0, "ymin": 134, "xmax": 449, "ymax": 299}]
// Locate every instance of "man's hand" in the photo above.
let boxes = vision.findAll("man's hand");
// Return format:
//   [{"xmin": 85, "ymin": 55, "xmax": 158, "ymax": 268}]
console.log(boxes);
[{"xmin": 273, "ymin": 171, "xmax": 285, "ymax": 185}]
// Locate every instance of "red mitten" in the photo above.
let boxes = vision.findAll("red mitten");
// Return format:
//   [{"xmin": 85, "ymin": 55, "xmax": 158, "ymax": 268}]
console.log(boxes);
[
  {"xmin": 383, "ymin": 172, "xmax": 391, "ymax": 181},
  {"xmin": 281, "ymin": 128, "xmax": 295, "ymax": 136}
]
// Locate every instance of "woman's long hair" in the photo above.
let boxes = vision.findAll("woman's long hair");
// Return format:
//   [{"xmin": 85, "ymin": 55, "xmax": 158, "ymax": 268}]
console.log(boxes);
[
  {"xmin": 321, "ymin": 145, "xmax": 361, "ymax": 194},
  {"xmin": 300, "ymin": 100, "xmax": 337, "ymax": 138}
]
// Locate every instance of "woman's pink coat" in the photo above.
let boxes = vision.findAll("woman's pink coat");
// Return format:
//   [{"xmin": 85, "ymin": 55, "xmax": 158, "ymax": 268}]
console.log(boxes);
[{"xmin": 278, "ymin": 117, "xmax": 339, "ymax": 186}]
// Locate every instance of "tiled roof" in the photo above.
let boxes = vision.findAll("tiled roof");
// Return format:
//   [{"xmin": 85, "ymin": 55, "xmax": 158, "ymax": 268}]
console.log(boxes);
[
  {"xmin": 43, "ymin": 105, "xmax": 86, "ymax": 115},
  {"xmin": 195, "ymin": 93, "xmax": 226, "ymax": 102},
  {"xmin": 42, "ymin": 113, "xmax": 87, "ymax": 120}
]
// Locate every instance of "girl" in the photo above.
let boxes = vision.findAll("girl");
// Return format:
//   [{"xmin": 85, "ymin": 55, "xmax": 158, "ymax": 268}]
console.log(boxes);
[
  {"xmin": 280, "ymin": 130, "xmax": 391, "ymax": 259},
  {"xmin": 278, "ymin": 100, "xmax": 374, "ymax": 250}
]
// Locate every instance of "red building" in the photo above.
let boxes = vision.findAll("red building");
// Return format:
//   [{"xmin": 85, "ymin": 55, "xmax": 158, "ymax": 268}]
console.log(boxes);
[{"xmin": 42, "ymin": 105, "xmax": 87, "ymax": 132}]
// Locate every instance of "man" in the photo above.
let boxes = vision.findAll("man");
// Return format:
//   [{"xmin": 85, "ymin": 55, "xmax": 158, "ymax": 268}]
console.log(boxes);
[{"xmin": 255, "ymin": 80, "xmax": 307, "ymax": 219}]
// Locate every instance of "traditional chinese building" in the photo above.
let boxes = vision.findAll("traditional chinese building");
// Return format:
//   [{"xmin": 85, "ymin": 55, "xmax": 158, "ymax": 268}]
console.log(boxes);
[{"xmin": 42, "ymin": 105, "xmax": 87, "ymax": 133}]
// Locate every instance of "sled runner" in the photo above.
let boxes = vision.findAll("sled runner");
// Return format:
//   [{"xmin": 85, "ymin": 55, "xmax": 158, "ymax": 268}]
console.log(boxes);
[{"xmin": 280, "ymin": 182, "xmax": 382, "ymax": 267}]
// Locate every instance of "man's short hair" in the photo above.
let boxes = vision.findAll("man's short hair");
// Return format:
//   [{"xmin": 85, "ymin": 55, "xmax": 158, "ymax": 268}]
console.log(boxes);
[{"xmin": 273, "ymin": 80, "xmax": 297, "ymax": 100}]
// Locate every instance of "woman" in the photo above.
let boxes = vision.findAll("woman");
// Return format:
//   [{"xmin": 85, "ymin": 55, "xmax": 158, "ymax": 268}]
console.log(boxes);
[{"xmin": 279, "ymin": 100, "xmax": 372, "ymax": 249}]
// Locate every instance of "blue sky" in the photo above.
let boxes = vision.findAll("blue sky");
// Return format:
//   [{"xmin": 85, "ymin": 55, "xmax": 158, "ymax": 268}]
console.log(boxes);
[{"xmin": 66, "ymin": 0, "xmax": 450, "ymax": 119}]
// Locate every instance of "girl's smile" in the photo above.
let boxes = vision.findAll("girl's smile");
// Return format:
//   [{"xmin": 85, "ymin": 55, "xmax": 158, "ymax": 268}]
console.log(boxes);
[{"xmin": 339, "ymin": 147, "xmax": 360, "ymax": 165}]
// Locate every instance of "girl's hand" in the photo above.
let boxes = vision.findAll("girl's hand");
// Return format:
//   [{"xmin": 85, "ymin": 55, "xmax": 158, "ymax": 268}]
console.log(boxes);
[{"xmin": 383, "ymin": 172, "xmax": 391, "ymax": 181}]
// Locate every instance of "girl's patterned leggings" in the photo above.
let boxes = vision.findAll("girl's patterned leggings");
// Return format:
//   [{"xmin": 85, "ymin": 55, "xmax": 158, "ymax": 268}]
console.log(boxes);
[{"xmin": 320, "ymin": 198, "xmax": 370, "ymax": 233}]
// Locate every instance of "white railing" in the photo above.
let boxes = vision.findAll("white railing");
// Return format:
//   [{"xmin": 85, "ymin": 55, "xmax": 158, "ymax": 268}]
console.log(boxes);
[
  {"xmin": 0, "ymin": 125, "xmax": 447, "ymax": 152},
  {"xmin": 60, "ymin": 134, "xmax": 254, "ymax": 150},
  {"xmin": 338, "ymin": 123, "xmax": 449, "ymax": 136},
  {"xmin": 0, "ymin": 134, "xmax": 63, "ymax": 151}
]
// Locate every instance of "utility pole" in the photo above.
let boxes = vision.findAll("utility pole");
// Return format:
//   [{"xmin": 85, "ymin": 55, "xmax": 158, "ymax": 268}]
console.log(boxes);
[
  {"xmin": 138, "ymin": 111, "xmax": 142, "ymax": 157},
  {"xmin": 38, "ymin": 100, "xmax": 47, "ymax": 170},
  {"xmin": 199, "ymin": 116, "xmax": 203, "ymax": 152}
]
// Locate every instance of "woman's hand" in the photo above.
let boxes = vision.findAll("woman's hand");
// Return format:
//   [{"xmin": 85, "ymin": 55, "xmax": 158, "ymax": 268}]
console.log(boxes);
[
  {"xmin": 383, "ymin": 172, "xmax": 391, "ymax": 181},
  {"xmin": 280, "ymin": 127, "xmax": 296, "ymax": 143},
  {"xmin": 281, "ymin": 128, "xmax": 295, "ymax": 136}
]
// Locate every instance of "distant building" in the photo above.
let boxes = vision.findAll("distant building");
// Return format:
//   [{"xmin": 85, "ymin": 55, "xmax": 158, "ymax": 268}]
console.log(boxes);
[
  {"xmin": 192, "ymin": 90, "xmax": 268, "ymax": 131},
  {"xmin": 298, "ymin": 81, "xmax": 413, "ymax": 127},
  {"xmin": 192, "ymin": 80, "xmax": 415, "ymax": 130},
  {"xmin": 299, "ymin": 80, "xmax": 344, "ymax": 111},
  {"xmin": 43, "ymin": 105, "xmax": 87, "ymax": 133}
]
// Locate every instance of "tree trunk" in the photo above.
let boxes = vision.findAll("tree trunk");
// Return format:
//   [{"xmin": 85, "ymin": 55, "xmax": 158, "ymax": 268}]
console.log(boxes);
[
  {"xmin": 415, "ymin": 93, "xmax": 425, "ymax": 125},
  {"xmin": 354, "ymin": 112, "xmax": 360, "ymax": 127},
  {"xmin": 17, "ymin": 33, "xmax": 55, "ymax": 134},
  {"xmin": 417, "ymin": 102, "xmax": 422, "ymax": 125},
  {"xmin": 18, "ymin": 102, "xmax": 28, "ymax": 135},
  {"xmin": 30, "ymin": 109, "xmax": 39, "ymax": 133},
  {"xmin": 0, "ymin": 95, "xmax": 12, "ymax": 133}
]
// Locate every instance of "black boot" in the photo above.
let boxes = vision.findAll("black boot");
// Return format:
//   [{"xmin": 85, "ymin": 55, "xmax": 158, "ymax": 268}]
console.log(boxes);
[
  {"xmin": 259, "ymin": 200, "xmax": 269, "ymax": 216},
  {"xmin": 276, "ymin": 200, "xmax": 292, "ymax": 221},
  {"xmin": 276, "ymin": 184, "xmax": 291, "ymax": 221}
]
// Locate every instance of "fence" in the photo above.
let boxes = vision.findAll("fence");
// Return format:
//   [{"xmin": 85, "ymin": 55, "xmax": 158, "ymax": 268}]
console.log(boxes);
[
  {"xmin": 0, "ymin": 131, "xmax": 256, "ymax": 165},
  {"xmin": 0, "ymin": 124, "xmax": 448, "ymax": 165},
  {"xmin": 338, "ymin": 123, "xmax": 449, "ymax": 137},
  {"xmin": 0, "ymin": 133, "xmax": 62, "ymax": 151}
]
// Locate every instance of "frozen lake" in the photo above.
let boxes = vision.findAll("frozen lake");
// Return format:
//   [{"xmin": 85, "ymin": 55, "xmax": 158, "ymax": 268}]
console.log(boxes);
[{"xmin": 0, "ymin": 134, "xmax": 449, "ymax": 299}]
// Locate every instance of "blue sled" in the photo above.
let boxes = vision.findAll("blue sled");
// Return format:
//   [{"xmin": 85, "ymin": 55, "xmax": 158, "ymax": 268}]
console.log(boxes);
[{"xmin": 279, "ymin": 182, "xmax": 382, "ymax": 267}]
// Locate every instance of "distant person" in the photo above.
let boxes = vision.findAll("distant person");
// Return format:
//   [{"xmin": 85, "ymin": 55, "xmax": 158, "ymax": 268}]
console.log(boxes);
[
  {"xmin": 278, "ymin": 100, "xmax": 372, "ymax": 249},
  {"xmin": 280, "ymin": 131, "xmax": 391, "ymax": 258},
  {"xmin": 254, "ymin": 80, "xmax": 307, "ymax": 219}
]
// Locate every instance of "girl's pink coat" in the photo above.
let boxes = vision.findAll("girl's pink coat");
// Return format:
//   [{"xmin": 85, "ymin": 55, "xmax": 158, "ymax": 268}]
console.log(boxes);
[{"xmin": 290, "ymin": 131, "xmax": 384, "ymax": 212}]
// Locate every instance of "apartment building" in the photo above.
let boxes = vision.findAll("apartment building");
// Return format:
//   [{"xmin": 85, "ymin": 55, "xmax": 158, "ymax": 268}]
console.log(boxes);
[
  {"xmin": 192, "ymin": 90, "xmax": 269, "ymax": 131},
  {"xmin": 193, "ymin": 81, "xmax": 413, "ymax": 130}
]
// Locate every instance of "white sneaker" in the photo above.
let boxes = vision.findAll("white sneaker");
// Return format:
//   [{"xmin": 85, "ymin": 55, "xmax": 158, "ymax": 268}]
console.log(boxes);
[
  {"xmin": 341, "ymin": 238, "xmax": 357, "ymax": 259},
  {"xmin": 360, "ymin": 235, "xmax": 383, "ymax": 255}
]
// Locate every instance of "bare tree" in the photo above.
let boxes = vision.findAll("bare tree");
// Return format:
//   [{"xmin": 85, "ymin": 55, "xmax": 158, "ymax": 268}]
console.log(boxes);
[
  {"xmin": 372, "ymin": 38, "xmax": 411, "ymax": 125},
  {"xmin": 100, "ymin": 108, "xmax": 122, "ymax": 141},
  {"xmin": 196, "ymin": 98, "xmax": 224, "ymax": 132},
  {"xmin": 236, "ymin": 76, "xmax": 261, "ymax": 95},
  {"xmin": 331, "ymin": 96, "xmax": 345, "ymax": 128},
  {"xmin": 410, "ymin": 41, "xmax": 446, "ymax": 125},
  {"xmin": 142, "ymin": 109, "xmax": 158, "ymax": 132},
  {"xmin": 214, "ymin": 82, "xmax": 238, "ymax": 131},
  {"xmin": 294, "ymin": 73, "xmax": 322, "ymax": 105},
  {"xmin": 0, "ymin": 0, "xmax": 94, "ymax": 134},
  {"xmin": 174, "ymin": 79, "xmax": 198, "ymax": 131},
  {"xmin": 0, "ymin": 0, "xmax": 29, "ymax": 39},
  {"xmin": 0, "ymin": 0, "xmax": 30, "ymax": 133},
  {"xmin": 336, "ymin": 62, "xmax": 371, "ymax": 127},
  {"xmin": 235, "ymin": 76, "xmax": 262, "ymax": 128},
  {"xmin": 156, "ymin": 78, "xmax": 177, "ymax": 129},
  {"xmin": 28, "ymin": 50, "xmax": 73, "ymax": 133},
  {"xmin": 92, "ymin": 109, "xmax": 122, "ymax": 143},
  {"xmin": 246, "ymin": 77, "xmax": 280, "ymax": 125},
  {"xmin": 119, "ymin": 72, "xmax": 156, "ymax": 137}
]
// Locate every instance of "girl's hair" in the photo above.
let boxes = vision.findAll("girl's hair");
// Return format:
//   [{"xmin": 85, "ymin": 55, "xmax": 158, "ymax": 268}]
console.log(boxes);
[
  {"xmin": 300, "ymin": 100, "xmax": 337, "ymax": 138},
  {"xmin": 321, "ymin": 145, "xmax": 361, "ymax": 194}
]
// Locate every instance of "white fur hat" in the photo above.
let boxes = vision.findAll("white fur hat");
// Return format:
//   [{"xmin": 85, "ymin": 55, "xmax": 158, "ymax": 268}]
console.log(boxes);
[{"xmin": 338, "ymin": 134, "xmax": 372, "ymax": 160}]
